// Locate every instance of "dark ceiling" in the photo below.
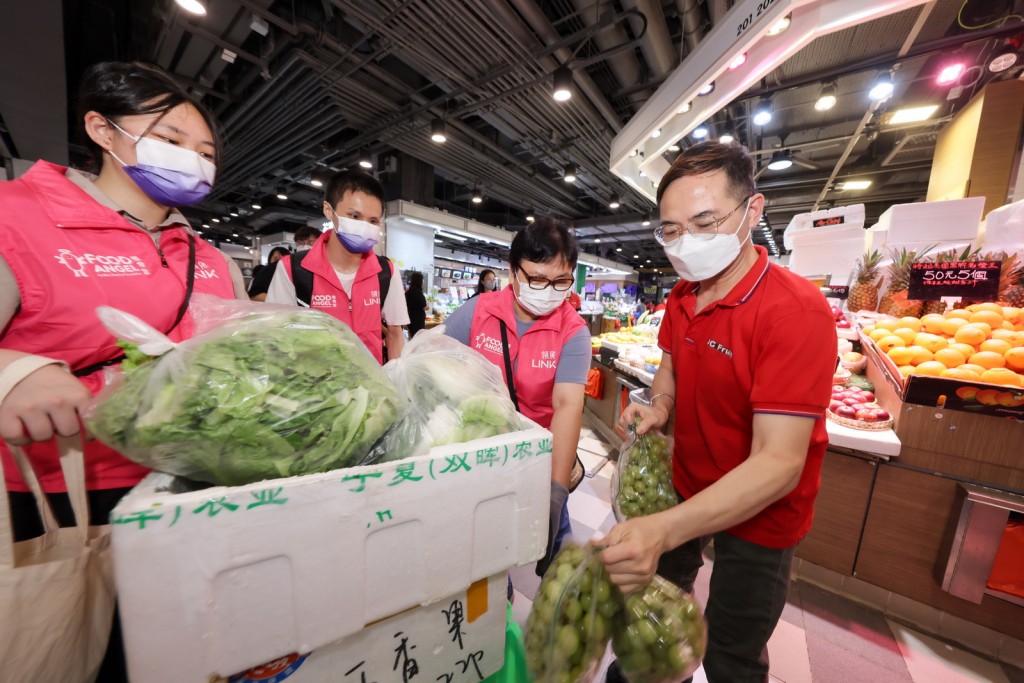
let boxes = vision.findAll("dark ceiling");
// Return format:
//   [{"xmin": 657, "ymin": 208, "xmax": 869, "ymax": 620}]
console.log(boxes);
[{"xmin": 14, "ymin": 0, "xmax": 1024, "ymax": 271}]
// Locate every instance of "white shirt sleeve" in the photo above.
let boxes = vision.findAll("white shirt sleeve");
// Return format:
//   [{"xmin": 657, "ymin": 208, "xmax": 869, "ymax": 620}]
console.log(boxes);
[
  {"xmin": 266, "ymin": 259, "xmax": 299, "ymax": 305},
  {"xmin": 215, "ymin": 249, "xmax": 248, "ymax": 299},
  {"xmin": 382, "ymin": 264, "xmax": 410, "ymax": 326}
]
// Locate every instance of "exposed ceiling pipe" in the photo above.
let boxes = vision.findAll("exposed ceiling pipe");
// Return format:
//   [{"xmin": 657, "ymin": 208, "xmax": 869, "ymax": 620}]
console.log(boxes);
[
  {"xmin": 568, "ymin": 0, "xmax": 647, "ymax": 106},
  {"xmin": 619, "ymin": 0, "xmax": 677, "ymax": 77},
  {"xmin": 676, "ymin": 0, "xmax": 704, "ymax": 54},
  {"xmin": 501, "ymin": 0, "xmax": 623, "ymax": 132}
]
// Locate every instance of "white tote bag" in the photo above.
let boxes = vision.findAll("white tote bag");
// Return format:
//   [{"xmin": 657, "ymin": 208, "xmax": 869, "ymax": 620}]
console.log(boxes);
[{"xmin": 0, "ymin": 436, "xmax": 116, "ymax": 683}]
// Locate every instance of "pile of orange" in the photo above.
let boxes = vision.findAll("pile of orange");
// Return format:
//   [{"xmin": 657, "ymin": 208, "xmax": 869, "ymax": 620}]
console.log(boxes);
[{"xmin": 861, "ymin": 303, "xmax": 1024, "ymax": 388}]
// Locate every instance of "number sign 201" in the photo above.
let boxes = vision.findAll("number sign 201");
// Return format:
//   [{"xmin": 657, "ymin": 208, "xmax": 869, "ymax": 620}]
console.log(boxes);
[{"xmin": 737, "ymin": 0, "xmax": 779, "ymax": 37}]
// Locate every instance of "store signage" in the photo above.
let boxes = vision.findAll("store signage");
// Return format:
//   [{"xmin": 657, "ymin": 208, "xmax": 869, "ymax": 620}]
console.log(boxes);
[
  {"xmin": 908, "ymin": 261, "xmax": 1001, "ymax": 300},
  {"xmin": 824, "ymin": 285, "xmax": 849, "ymax": 299},
  {"xmin": 812, "ymin": 216, "xmax": 845, "ymax": 227}
]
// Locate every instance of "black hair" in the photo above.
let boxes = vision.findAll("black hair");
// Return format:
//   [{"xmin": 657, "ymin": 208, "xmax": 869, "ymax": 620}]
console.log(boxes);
[
  {"xmin": 268, "ymin": 246, "xmax": 290, "ymax": 262},
  {"xmin": 293, "ymin": 225, "xmax": 321, "ymax": 245},
  {"xmin": 408, "ymin": 271, "xmax": 424, "ymax": 290},
  {"xmin": 476, "ymin": 268, "xmax": 496, "ymax": 294},
  {"xmin": 509, "ymin": 217, "xmax": 578, "ymax": 275},
  {"xmin": 657, "ymin": 141, "xmax": 756, "ymax": 204},
  {"xmin": 75, "ymin": 61, "xmax": 223, "ymax": 171},
  {"xmin": 324, "ymin": 170, "xmax": 385, "ymax": 211}
]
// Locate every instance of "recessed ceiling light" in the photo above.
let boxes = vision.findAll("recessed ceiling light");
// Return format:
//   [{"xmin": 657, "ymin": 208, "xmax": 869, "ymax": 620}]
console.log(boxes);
[
  {"xmin": 766, "ymin": 14, "xmax": 791, "ymax": 36},
  {"xmin": 889, "ymin": 104, "xmax": 939, "ymax": 124},
  {"xmin": 175, "ymin": 0, "xmax": 207, "ymax": 15},
  {"xmin": 840, "ymin": 180, "xmax": 872, "ymax": 190},
  {"xmin": 232, "ymin": 233, "xmax": 239, "ymax": 238},
  {"xmin": 638, "ymin": 170, "xmax": 647, "ymax": 178},
  {"xmin": 212, "ymin": 217, "xmax": 220, "ymax": 223},
  {"xmin": 692, "ymin": 125, "xmax": 709, "ymax": 139},
  {"xmin": 698, "ymin": 82, "xmax": 715, "ymax": 96},
  {"xmin": 651, "ymin": 128, "xmax": 662, "ymax": 139},
  {"xmin": 936, "ymin": 63, "xmax": 966, "ymax": 86},
  {"xmin": 616, "ymin": 247, "xmax": 622, "ymax": 252},
  {"xmin": 677, "ymin": 102, "xmax": 692, "ymax": 114},
  {"xmin": 251, "ymin": 202, "xmax": 262, "ymax": 210},
  {"xmin": 729, "ymin": 53, "xmax": 747, "ymax": 70},
  {"xmin": 988, "ymin": 46, "xmax": 1020, "ymax": 73},
  {"xmin": 668, "ymin": 143, "xmax": 681, "ymax": 152},
  {"xmin": 719, "ymin": 133, "xmax": 735, "ymax": 144},
  {"xmin": 202, "ymin": 223, "xmax": 210, "ymax": 228},
  {"xmin": 633, "ymin": 253, "xmax": 639, "ymax": 258},
  {"xmin": 310, "ymin": 177, "xmax": 323, "ymax": 188},
  {"xmin": 595, "ymin": 238, "xmax": 601, "ymax": 243}
]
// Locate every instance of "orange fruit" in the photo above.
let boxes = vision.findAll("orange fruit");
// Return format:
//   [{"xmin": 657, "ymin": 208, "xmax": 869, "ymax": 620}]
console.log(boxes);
[
  {"xmin": 942, "ymin": 368, "xmax": 982, "ymax": 381},
  {"xmin": 1003, "ymin": 306, "xmax": 1021, "ymax": 322},
  {"xmin": 969, "ymin": 321, "xmax": 993, "ymax": 336},
  {"xmin": 946, "ymin": 309, "xmax": 973, "ymax": 320},
  {"xmin": 980, "ymin": 339, "xmax": 1012, "ymax": 355},
  {"xmin": 913, "ymin": 361, "xmax": 947, "ymax": 376},
  {"xmin": 970, "ymin": 351, "xmax": 1007, "ymax": 369},
  {"xmin": 976, "ymin": 389, "xmax": 1000, "ymax": 405},
  {"xmin": 968, "ymin": 302, "xmax": 1003, "ymax": 314},
  {"xmin": 913, "ymin": 333, "xmax": 948, "ymax": 353},
  {"xmin": 955, "ymin": 325, "xmax": 988, "ymax": 347},
  {"xmin": 897, "ymin": 317, "xmax": 922, "ymax": 332},
  {"xmin": 956, "ymin": 386, "xmax": 979, "ymax": 400},
  {"xmin": 991, "ymin": 329, "xmax": 1017, "ymax": 342},
  {"xmin": 980, "ymin": 368, "xmax": 1022, "ymax": 387},
  {"xmin": 934, "ymin": 347, "xmax": 967, "ymax": 369},
  {"xmin": 870, "ymin": 328, "xmax": 890, "ymax": 342},
  {"xmin": 887, "ymin": 347, "xmax": 915, "ymax": 366},
  {"xmin": 940, "ymin": 317, "xmax": 970, "ymax": 336},
  {"xmin": 1003, "ymin": 321, "xmax": 1016, "ymax": 331},
  {"xmin": 861, "ymin": 325, "xmax": 875, "ymax": 336},
  {"xmin": 949, "ymin": 342, "xmax": 979, "ymax": 359},
  {"xmin": 969, "ymin": 310, "xmax": 1004, "ymax": 329},
  {"xmin": 875, "ymin": 318, "xmax": 899, "ymax": 332},
  {"xmin": 906, "ymin": 345, "xmax": 934, "ymax": 365},
  {"xmin": 877, "ymin": 335, "xmax": 906, "ymax": 353},
  {"xmin": 961, "ymin": 363, "xmax": 988, "ymax": 376},
  {"xmin": 1006, "ymin": 348, "xmax": 1024, "ymax": 372},
  {"xmin": 921, "ymin": 314, "xmax": 947, "ymax": 334},
  {"xmin": 997, "ymin": 392, "xmax": 1024, "ymax": 408},
  {"xmin": 898, "ymin": 365, "xmax": 916, "ymax": 378},
  {"xmin": 893, "ymin": 328, "xmax": 918, "ymax": 345}
]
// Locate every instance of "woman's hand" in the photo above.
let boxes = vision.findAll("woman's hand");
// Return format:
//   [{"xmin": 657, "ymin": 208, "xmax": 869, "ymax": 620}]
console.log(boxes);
[{"xmin": 0, "ymin": 365, "xmax": 92, "ymax": 445}]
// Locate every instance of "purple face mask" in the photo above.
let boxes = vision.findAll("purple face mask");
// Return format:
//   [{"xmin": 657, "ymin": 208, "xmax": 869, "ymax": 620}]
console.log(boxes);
[
  {"xmin": 333, "ymin": 214, "xmax": 380, "ymax": 254},
  {"xmin": 108, "ymin": 121, "xmax": 216, "ymax": 206}
]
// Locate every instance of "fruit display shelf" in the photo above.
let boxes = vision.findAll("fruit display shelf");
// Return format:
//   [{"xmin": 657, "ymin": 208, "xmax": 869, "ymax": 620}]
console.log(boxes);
[
  {"xmin": 614, "ymin": 358, "xmax": 655, "ymax": 386},
  {"xmin": 827, "ymin": 410, "xmax": 895, "ymax": 432}
]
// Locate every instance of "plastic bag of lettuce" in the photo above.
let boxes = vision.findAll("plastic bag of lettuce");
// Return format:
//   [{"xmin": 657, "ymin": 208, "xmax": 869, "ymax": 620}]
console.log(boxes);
[
  {"xmin": 87, "ymin": 295, "xmax": 403, "ymax": 486},
  {"xmin": 370, "ymin": 326, "xmax": 522, "ymax": 461}
]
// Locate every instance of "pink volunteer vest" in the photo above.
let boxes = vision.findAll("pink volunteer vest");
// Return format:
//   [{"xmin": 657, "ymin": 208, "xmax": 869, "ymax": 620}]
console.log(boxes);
[
  {"xmin": 469, "ymin": 286, "xmax": 585, "ymax": 429},
  {"xmin": 0, "ymin": 161, "xmax": 236, "ymax": 493},
  {"xmin": 279, "ymin": 231, "xmax": 390, "ymax": 363}
]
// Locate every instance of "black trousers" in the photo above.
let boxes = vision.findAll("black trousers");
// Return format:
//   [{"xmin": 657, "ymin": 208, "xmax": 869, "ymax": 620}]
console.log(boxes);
[
  {"xmin": 9, "ymin": 487, "xmax": 133, "ymax": 683},
  {"xmin": 607, "ymin": 529, "xmax": 794, "ymax": 683}
]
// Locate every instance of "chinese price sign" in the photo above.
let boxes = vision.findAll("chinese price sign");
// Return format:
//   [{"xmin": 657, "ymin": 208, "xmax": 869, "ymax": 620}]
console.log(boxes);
[{"xmin": 907, "ymin": 261, "xmax": 1001, "ymax": 301}]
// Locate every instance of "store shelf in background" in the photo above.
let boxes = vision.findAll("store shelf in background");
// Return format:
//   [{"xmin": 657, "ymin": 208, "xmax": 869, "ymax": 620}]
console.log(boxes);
[
  {"xmin": 111, "ymin": 425, "xmax": 552, "ymax": 683},
  {"xmin": 613, "ymin": 358, "xmax": 655, "ymax": 387}
]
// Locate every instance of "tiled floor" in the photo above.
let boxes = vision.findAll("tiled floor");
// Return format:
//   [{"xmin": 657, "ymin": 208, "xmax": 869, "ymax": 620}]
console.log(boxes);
[{"xmin": 509, "ymin": 425, "xmax": 1024, "ymax": 683}]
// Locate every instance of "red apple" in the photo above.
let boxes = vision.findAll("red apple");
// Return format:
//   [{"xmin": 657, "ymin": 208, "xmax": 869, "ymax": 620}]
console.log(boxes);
[
  {"xmin": 843, "ymin": 397, "xmax": 863, "ymax": 406},
  {"xmin": 855, "ymin": 409, "xmax": 878, "ymax": 421},
  {"xmin": 832, "ymin": 384, "xmax": 847, "ymax": 392},
  {"xmin": 873, "ymin": 408, "xmax": 890, "ymax": 420},
  {"xmin": 835, "ymin": 405, "xmax": 857, "ymax": 418},
  {"xmin": 836, "ymin": 319, "xmax": 851, "ymax": 329},
  {"xmin": 860, "ymin": 391, "xmax": 875, "ymax": 402}
]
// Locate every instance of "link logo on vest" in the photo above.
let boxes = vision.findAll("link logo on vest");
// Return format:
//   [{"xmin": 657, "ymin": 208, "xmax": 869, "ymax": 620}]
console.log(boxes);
[
  {"xmin": 311, "ymin": 294, "xmax": 337, "ymax": 308},
  {"xmin": 362, "ymin": 289, "xmax": 381, "ymax": 307},
  {"xmin": 54, "ymin": 248, "xmax": 151, "ymax": 278},
  {"xmin": 531, "ymin": 349, "xmax": 557, "ymax": 369},
  {"xmin": 473, "ymin": 332, "xmax": 504, "ymax": 355},
  {"xmin": 194, "ymin": 260, "xmax": 221, "ymax": 279}
]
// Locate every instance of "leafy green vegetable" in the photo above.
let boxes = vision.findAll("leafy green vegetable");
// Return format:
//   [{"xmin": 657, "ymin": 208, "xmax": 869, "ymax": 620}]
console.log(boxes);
[
  {"xmin": 89, "ymin": 308, "xmax": 403, "ymax": 485},
  {"xmin": 117, "ymin": 340, "xmax": 152, "ymax": 372}
]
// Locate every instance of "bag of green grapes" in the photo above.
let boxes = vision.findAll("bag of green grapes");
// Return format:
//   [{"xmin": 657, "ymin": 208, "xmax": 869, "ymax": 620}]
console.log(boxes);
[
  {"xmin": 524, "ymin": 543, "xmax": 621, "ymax": 683},
  {"xmin": 611, "ymin": 576, "xmax": 707, "ymax": 683},
  {"xmin": 611, "ymin": 424, "xmax": 677, "ymax": 521}
]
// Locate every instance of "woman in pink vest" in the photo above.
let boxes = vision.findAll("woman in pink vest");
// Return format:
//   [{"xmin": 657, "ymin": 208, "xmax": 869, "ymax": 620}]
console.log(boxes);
[
  {"xmin": 443, "ymin": 218, "xmax": 589, "ymax": 576},
  {"xmin": 0, "ymin": 62, "xmax": 241, "ymax": 679},
  {"xmin": 267, "ymin": 170, "xmax": 409, "ymax": 363}
]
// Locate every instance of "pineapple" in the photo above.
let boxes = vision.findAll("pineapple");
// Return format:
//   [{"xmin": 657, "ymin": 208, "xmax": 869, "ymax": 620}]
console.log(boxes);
[
  {"xmin": 848, "ymin": 250, "xmax": 883, "ymax": 312},
  {"xmin": 879, "ymin": 245, "xmax": 936, "ymax": 318},
  {"xmin": 921, "ymin": 245, "xmax": 980, "ymax": 315},
  {"xmin": 998, "ymin": 253, "xmax": 1024, "ymax": 307},
  {"xmin": 958, "ymin": 251, "xmax": 1017, "ymax": 308}
]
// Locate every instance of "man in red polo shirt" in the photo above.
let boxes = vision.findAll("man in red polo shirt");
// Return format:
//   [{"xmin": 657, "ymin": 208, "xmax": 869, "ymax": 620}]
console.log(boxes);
[{"xmin": 601, "ymin": 142, "xmax": 836, "ymax": 682}]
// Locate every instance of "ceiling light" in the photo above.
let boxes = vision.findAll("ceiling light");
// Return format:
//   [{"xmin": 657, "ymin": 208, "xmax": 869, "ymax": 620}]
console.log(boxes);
[
  {"xmin": 815, "ymin": 83, "xmax": 837, "ymax": 111},
  {"xmin": 988, "ymin": 46, "xmax": 1020, "ymax": 73},
  {"xmin": 766, "ymin": 14, "xmax": 791, "ymax": 36},
  {"xmin": 358, "ymin": 152, "xmax": 373, "ymax": 169},
  {"xmin": 222, "ymin": 216, "xmax": 231, "ymax": 222},
  {"xmin": 212, "ymin": 218, "xmax": 220, "ymax": 223},
  {"xmin": 201, "ymin": 223, "xmax": 210, "ymax": 228},
  {"xmin": 651, "ymin": 128, "xmax": 662, "ymax": 139},
  {"xmin": 220, "ymin": 49, "xmax": 237, "ymax": 64},
  {"xmin": 630, "ymin": 149, "xmax": 639, "ymax": 157},
  {"xmin": 668, "ymin": 143, "xmax": 680, "ymax": 152},
  {"xmin": 641, "ymin": 213, "xmax": 651, "ymax": 226},
  {"xmin": 692, "ymin": 125, "xmax": 709, "ymax": 139},
  {"xmin": 563, "ymin": 164, "xmax": 577, "ymax": 183},
  {"xmin": 616, "ymin": 247, "xmax": 622, "ymax": 252},
  {"xmin": 553, "ymin": 66, "xmax": 573, "ymax": 102},
  {"xmin": 752, "ymin": 100, "xmax": 773, "ymax": 126},
  {"xmin": 889, "ymin": 104, "xmax": 939, "ymax": 124},
  {"xmin": 471, "ymin": 188, "xmax": 483, "ymax": 204},
  {"xmin": 638, "ymin": 170, "xmax": 647, "ymax": 178},
  {"xmin": 526, "ymin": 208, "xmax": 535, "ymax": 222},
  {"xmin": 869, "ymin": 72, "xmax": 894, "ymax": 101},
  {"xmin": 609, "ymin": 194, "xmax": 621, "ymax": 209},
  {"xmin": 251, "ymin": 202, "xmax": 262, "ymax": 210},
  {"xmin": 633, "ymin": 253, "xmax": 639, "ymax": 259},
  {"xmin": 310, "ymin": 177, "xmax": 323, "ymax": 188},
  {"xmin": 646, "ymin": 259, "xmax": 652, "ymax": 263},
  {"xmin": 677, "ymin": 102, "xmax": 692, "ymax": 114},
  {"xmin": 719, "ymin": 132, "xmax": 735, "ymax": 144},
  {"xmin": 840, "ymin": 180, "xmax": 872, "ymax": 190},
  {"xmin": 437, "ymin": 230, "xmax": 468, "ymax": 242},
  {"xmin": 232, "ymin": 233, "xmax": 239, "ymax": 238},
  {"xmin": 767, "ymin": 151, "xmax": 793, "ymax": 171},
  {"xmin": 175, "ymin": 0, "xmax": 207, "ymax": 15},
  {"xmin": 230, "ymin": 207, "xmax": 240, "ymax": 217},
  {"xmin": 936, "ymin": 63, "xmax": 966, "ymax": 86},
  {"xmin": 595, "ymin": 238, "xmax": 602, "ymax": 243},
  {"xmin": 729, "ymin": 53, "xmax": 748, "ymax": 70},
  {"xmin": 698, "ymin": 82, "xmax": 715, "ymax": 96},
  {"xmin": 250, "ymin": 16, "xmax": 269, "ymax": 36},
  {"xmin": 276, "ymin": 187, "xmax": 288, "ymax": 200},
  {"xmin": 430, "ymin": 118, "xmax": 447, "ymax": 143}
]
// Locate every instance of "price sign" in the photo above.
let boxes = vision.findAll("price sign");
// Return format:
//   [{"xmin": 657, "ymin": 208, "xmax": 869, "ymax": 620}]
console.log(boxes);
[
  {"xmin": 824, "ymin": 285, "xmax": 849, "ymax": 300},
  {"xmin": 908, "ymin": 261, "xmax": 1001, "ymax": 300},
  {"xmin": 813, "ymin": 216, "xmax": 845, "ymax": 228}
]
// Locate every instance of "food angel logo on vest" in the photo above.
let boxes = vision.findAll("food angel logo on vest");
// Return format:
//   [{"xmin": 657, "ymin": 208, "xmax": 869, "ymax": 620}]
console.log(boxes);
[
  {"xmin": 531, "ymin": 349, "xmax": 557, "ymax": 369},
  {"xmin": 311, "ymin": 294, "xmax": 337, "ymax": 308},
  {"xmin": 473, "ymin": 332, "xmax": 504, "ymax": 355},
  {"xmin": 54, "ymin": 248, "xmax": 150, "ymax": 277},
  {"xmin": 194, "ymin": 260, "xmax": 220, "ymax": 279}
]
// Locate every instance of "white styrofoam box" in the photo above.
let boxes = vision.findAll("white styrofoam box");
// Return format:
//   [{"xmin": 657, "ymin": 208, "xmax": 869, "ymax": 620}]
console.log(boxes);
[
  {"xmin": 871, "ymin": 197, "xmax": 984, "ymax": 246},
  {"xmin": 981, "ymin": 198, "xmax": 1024, "ymax": 254},
  {"xmin": 219, "ymin": 572, "xmax": 508, "ymax": 683},
  {"xmin": 111, "ymin": 425, "xmax": 552, "ymax": 683},
  {"xmin": 787, "ymin": 225, "xmax": 868, "ymax": 280},
  {"xmin": 783, "ymin": 204, "xmax": 865, "ymax": 250}
]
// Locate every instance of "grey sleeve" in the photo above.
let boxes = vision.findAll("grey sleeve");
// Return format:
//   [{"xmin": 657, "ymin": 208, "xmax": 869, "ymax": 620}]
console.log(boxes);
[
  {"xmin": 442, "ymin": 297, "xmax": 479, "ymax": 346},
  {"xmin": 554, "ymin": 327, "xmax": 593, "ymax": 384}
]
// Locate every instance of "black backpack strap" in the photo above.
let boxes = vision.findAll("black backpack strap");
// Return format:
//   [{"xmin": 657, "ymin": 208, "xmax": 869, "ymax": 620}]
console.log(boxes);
[
  {"xmin": 376, "ymin": 254, "xmax": 391, "ymax": 313},
  {"xmin": 498, "ymin": 320, "xmax": 520, "ymax": 411},
  {"xmin": 291, "ymin": 249, "xmax": 314, "ymax": 307}
]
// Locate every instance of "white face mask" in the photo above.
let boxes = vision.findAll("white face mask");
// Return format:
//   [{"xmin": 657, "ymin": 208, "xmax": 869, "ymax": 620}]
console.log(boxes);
[
  {"xmin": 332, "ymin": 213, "xmax": 380, "ymax": 254},
  {"xmin": 515, "ymin": 279, "xmax": 565, "ymax": 317},
  {"xmin": 664, "ymin": 200, "xmax": 752, "ymax": 281}
]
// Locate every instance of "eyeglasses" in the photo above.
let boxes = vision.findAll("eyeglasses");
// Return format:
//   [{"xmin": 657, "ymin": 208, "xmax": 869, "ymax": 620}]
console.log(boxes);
[
  {"xmin": 518, "ymin": 269, "xmax": 575, "ymax": 291},
  {"xmin": 654, "ymin": 195, "xmax": 752, "ymax": 244}
]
